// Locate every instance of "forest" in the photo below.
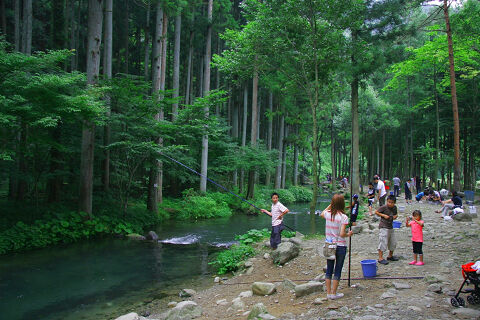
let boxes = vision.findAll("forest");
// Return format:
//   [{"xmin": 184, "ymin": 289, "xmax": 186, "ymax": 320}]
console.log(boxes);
[{"xmin": 0, "ymin": 0, "xmax": 479, "ymax": 254}]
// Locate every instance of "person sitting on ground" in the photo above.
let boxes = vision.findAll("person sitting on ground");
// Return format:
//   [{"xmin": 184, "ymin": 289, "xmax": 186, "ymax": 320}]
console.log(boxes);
[
  {"xmin": 261, "ymin": 193, "xmax": 289, "ymax": 250},
  {"xmin": 348, "ymin": 194, "xmax": 360, "ymax": 226},
  {"xmin": 404, "ymin": 178, "xmax": 413, "ymax": 205},
  {"xmin": 374, "ymin": 175, "xmax": 387, "ymax": 206},
  {"xmin": 320, "ymin": 194, "xmax": 353, "ymax": 300},
  {"xmin": 367, "ymin": 182, "xmax": 375, "ymax": 216},
  {"xmin": 415, "ymin": 189, "xmax": 429, "ymax": 202},
  {"xmin": 435, "ymin": 191, "xmax": 462, "ymax": 217},
  {"xmin": 431, "ymin": 189, "xmax": 442, "ymax": 204},
  {"xmin": 406, "ymin": 210, "xmax": 425, "ymax": 266},
  {"xmin": 375, "ymin": 194, "xmax": 398, "ymax": 265}
]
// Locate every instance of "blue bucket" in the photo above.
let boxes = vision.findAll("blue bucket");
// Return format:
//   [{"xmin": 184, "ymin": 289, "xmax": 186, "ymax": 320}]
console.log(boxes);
[
  {"xmin": 360, "ymin": 259, "xmax": 377, "ymax": 278},
  {"xmin": 393, "ymin": 221, "xmax": 401, "ymax": 229}
]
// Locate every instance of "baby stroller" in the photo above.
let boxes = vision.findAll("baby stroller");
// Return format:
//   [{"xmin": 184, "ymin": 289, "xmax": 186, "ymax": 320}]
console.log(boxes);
[{"xmin": 451, "ymin": 262, "xmax": 480, "ymax": 307}]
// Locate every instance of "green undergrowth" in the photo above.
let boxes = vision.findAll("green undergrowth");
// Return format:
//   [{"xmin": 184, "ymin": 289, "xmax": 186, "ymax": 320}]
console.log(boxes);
[
  {"xmin": 0, "ymin": 201, "xmax": 161, "ymax": 255},
  {"xmin": 209, "ymin": 228, "xmax": 296, "ymax": 274},
  {"xmin": 159, "ymin": 185, "xmax": 315, "ymax": 219}
]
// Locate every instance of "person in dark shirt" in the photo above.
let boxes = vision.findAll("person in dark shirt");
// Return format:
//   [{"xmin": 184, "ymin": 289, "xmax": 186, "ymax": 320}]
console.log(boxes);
[
  {"xmin": 348, "ymin": 194, "xmax": 360, "ymax": 226},
  {"xmin": 375, "ymin": 195, "xmax": 398, "ymax": 265},
  {"xmin": 436, "ymin": 191, "xmax": 463, "ymax": 217}
]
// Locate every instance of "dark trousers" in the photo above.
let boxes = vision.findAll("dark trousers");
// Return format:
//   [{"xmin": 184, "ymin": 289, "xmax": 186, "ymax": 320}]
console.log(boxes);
[
  {"xmin": 325, "ymin": 246, "xmax": 347, "ymax": 280},
  {"xmin": 394, "ymin": 185, "xmax": 400, "ymax": 197},
  {"xmin": 270, "ymin": 223, "xmax": 285, "ymax": 249},
  {"xmin": 379, "ymin": 194, "xmax": 386, "ymax": 206}
]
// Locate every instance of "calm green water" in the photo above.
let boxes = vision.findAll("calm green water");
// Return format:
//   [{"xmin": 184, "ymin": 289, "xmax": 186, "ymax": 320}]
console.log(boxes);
[{"xmin": 0, "ymin": 201, "xmax": 328, "ymax": 320}]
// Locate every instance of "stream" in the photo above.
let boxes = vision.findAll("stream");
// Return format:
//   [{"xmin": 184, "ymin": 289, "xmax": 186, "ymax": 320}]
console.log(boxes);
[{"xmin": 0, "ymin": 201, "xmax": 329, "ymax": 320}]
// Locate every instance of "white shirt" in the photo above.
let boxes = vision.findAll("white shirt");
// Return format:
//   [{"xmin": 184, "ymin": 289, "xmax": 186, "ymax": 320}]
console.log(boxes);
[
  {"xmin": 271, "ymin": 201, "xmax": 288, "ymax": 227},
  {"xmin": 377, "ymin": 180, "xmax": 386, "ymax": 197}
]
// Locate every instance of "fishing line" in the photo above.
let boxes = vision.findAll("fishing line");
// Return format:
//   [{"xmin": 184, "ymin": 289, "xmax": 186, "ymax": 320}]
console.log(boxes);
[
  {"xmin": 160, "ymin": 152, "xmax": 295, "ymax": 231},
  {"xmin": 217, "ymin": 276, "xmax": 424, "ymax": 285}
]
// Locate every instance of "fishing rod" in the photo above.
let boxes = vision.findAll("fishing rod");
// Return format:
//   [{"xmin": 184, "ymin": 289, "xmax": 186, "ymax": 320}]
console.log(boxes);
[
  {"xmin": 218, "ymin": 276, "xmax": 424, "ymax": 285},
  {"xmin": 160, "ymin": 152, "xmax": 295, "ymax": 231}
]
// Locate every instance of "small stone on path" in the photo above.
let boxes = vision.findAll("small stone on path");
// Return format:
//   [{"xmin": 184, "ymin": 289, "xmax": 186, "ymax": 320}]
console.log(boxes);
[{"xmin": 393, "ymin": 282, "xmax": 412, "ymax": 290}]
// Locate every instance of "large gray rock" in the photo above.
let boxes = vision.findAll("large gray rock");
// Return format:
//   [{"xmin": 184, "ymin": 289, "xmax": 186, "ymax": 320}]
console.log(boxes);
[
  {"xmin": 451, "ymin": 307, "xmax": 480, "ymax": 319},
  {"xmin": 453, "ymin": 212, "xmax": 473, "ymax": 221},
  {"xmin": 288, "ymin": 237, "xmax": 303, "ymax": 246},
  {"xmin": 294, "ymin": 282, "xmax": 324, "ymax": 297},
  {"xmin": 232, "ymin": 297, "xmax": 245, "ymax": 311},
  {"xmin": 427, "ymin": 283, "xmax": 442, "ymax": 293},
  {"xmin": 282, "ymin": 279, "xmax": 297, "ymax": 290},
  {"xmin": 271, "ymin": 242, "xmax": 299, "ymax": 265},
  {"xmin": 165, "ymin": 301, "xmax": 202, "ymax": 320},
  {"xmin": 146, "ymin": 231, "xmax": 159, "ymax": 241},
  {"xmin": 179, "ymin": 289, "xmax": 196, "ymax": 298},
  {"xmin": 252, "ymin": 282, "xmax": 276, "ymax": 296},
  {"xmin": 127, "ymin": 233, "xmax": 146, "ymax": 241},
  {"xmin": 247, "ymin": 303, "xmax": 269, "ymax": 320},
  {"xmin": 393, "ymin": 282, "xmax": 411, "ymax": 290},
  {"xmin": 352, "ymin": 225, "xmax": 363, "ymax": 234},
  {"xmin": 115, "ymin": 313, "xmax": 147, "ymax": 320}
]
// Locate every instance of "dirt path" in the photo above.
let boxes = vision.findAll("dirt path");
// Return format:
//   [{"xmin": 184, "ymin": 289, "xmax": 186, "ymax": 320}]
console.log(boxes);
[{"xmin": 149, "ymin": 196, "xmax": 480, "ymax": 319}]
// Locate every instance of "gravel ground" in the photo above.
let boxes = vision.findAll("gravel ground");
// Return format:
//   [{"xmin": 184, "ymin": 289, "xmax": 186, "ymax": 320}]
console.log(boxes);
[{"xmin": 147, "ymin": 196, "xmax": 480, "ymax": 320}]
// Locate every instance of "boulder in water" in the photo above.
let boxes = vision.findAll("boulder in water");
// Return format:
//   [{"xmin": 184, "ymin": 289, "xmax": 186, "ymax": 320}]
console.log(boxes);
[
  {"xmin": 146, "ymin": 231, "xmax": 159, "ymax": 241},
  {"xmin": 271, "ymin": 242, "xmax": 299, "ymax": 265},
  {"xmin": 126, "ymin": 233, "xmax": 146, "ymax": 241},
  {"xmin": 179, "ymin": 288, "xmax": 196, "ymax": 298}
]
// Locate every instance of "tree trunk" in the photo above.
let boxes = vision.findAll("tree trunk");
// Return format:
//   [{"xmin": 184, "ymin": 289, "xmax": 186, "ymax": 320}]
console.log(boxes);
[
  {"xmin": 102, "ymin": 0, "xmax": 112, "ymax": 192},
  {"xmin": 79, "ymin": 0, "xmax": 103, "ymax": 214},
  {"xmin": 443, "ymin": 0, "xmax": 461, "ymax": 191},
  {"xmin": 147, "ymin": 2, "xmax": 164, "ymax": 212},
  {"xmin": 275, "ymin": 114, "xmax": 284, "ymax": 189},
  {"xmin": 351, "ymin": 76, "xmax": 359, "ymax": 194},
  {"xmin": 1, "ymin": 0, "xmax": 6, "ymax": 35},
  {"xmin": 265, "ymin": 92, "xmax": 273, "ymax": 186},
  {"xmin": 381, "ymin": 131, "xmax": 385, "ymax": 179},
  {"xmin": 239, "ymin": 84, "xmax": 247, "ymax": 193},
  {"xmin": 185, "ymin": 8, "xmax": 194, "ymax": 105},
  {"xmin": 281, "ymin": 124, "xmax": 288, "ymax": 189},
  {"xmin": 22, "ymin": 0, "xmax": 32, "ymax": 55},
  {"xmin": 143, "ymin": 2, "xmax": 150, "ymax": 80},
  {"xmin": 200, "ymin": 0, "xmax": 213, "ymax": 193},
  {"xmin": 463, "ymin": 126, "xmax": 468, "ymax": 190},
  {"xmin": 52, "ymin": 0, "xmax": 64, "ymax": 49},
  {"xmin": 172, "ymin": 13, "xmax": 181, "ymax": 120},
  {"xmin": 232, "ymin": 89, "xmax": 239, "ymax": 187},
  {"xmin": 14, "ymin": 0, "xmax": 20, "ymax": 51},
  {"xmin": 70, "ymin": 0, "xmax": 77, "ymax": 70},
  {"xmin": 47, "ymin": 127, "xmax": 62, "ymax": 203},
  {"xmin": 122, "ymin": 0, "xmax": 129, "ymax": 74},
  {"xmin": 293, "ymin": 139, "xmax": 298, "ymax": 186},
  {"xmin": 246, "ymin": 67, "xmax": 258, "ymax": 199},
  {"xmin": 331, "ymin": 114, "xmax": 336, "ymax": 186}
]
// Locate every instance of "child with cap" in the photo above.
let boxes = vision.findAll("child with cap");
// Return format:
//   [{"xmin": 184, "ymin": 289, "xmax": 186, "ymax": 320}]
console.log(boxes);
[{"xmin": 349, "ymin": 194, "xmax": 360, "ymax": 226}]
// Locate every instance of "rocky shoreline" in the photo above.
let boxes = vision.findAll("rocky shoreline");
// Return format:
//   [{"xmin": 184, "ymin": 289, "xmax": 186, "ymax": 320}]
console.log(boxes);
[{"xmin": 115, "ymin": 196, "xmax": 480, "ymax": 320}]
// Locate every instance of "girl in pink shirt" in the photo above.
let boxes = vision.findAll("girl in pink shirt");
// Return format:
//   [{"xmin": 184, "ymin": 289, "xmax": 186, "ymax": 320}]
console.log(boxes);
[{"xmin": 406, "ymin": 210, "xmax": 424, "ymax": 266}]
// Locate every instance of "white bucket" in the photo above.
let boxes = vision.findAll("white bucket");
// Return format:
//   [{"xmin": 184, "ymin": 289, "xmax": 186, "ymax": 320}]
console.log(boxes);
[
  {"xmin": 469, "ymin": 206, "xmax": 477, "ymax": 214},
  {"xmin": 398, "ymin": 205, "xmax": 405, "ymax": 213}
]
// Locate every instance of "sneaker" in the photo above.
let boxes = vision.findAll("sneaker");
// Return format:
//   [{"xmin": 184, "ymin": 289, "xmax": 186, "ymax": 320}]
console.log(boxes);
[
  {"xmin": 378, "ymin": 259, "xmax": 389, "ymax": 265},
  {"xmin": 415, "ymin": 261, "xmax": 424, "ymax": 266},
  {"xmin": 328, "ymin": 293, "xmax": 344, "ymax": 300},
  {"xmin": 409, "ymin": 260, "xmax": 417, "ymax": 265},
  {"xmin": 387, "ymin": 256, "xmax": 399, "ymax": 261}
]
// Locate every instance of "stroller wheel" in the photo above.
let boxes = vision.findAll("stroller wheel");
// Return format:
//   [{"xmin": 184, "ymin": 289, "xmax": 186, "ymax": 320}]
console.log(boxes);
[
  {"xmin": 457, "ymin": 297, "xmax": 466, "ymax": 307},
  {"xmin": 451, "ymin": 297, "xmax": 459, "ymax": 307},
  {"xmin": 467, "ymin": 295, "xmax": 476, "ymax": 305}
]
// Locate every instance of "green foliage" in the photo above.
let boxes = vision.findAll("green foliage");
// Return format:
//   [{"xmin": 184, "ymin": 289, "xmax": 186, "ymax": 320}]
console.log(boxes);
[
  {"xmin": 288, "ymin": 186, "xmax": 313, "ymax": 202},
  {"xmin": 209, "ymin": 244, "xmax": 256, "ymax": 275},
  {"xmin": 0, "ymin": 207, "xmax": 160, "ymax": 255}
]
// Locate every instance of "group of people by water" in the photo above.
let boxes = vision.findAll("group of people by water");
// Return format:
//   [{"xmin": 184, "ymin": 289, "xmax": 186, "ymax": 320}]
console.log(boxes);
[{"xmin": 261, "ymin": 174, "xmax": 467, "ymax": 300}]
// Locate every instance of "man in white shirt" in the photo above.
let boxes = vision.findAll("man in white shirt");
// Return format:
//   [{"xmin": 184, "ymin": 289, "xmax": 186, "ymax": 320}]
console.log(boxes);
[
  {"xmin": 261, "ymin": 193, "xmax": 289, "ymax": 249},
  {"xmin": 374, "ymin": 175, "xmax": 387, "ymax": 206}
]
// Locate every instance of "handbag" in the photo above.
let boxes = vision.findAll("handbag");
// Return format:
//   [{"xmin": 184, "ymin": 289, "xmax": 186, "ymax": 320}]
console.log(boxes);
[{"xmin": 322, "ymin": 212, "xmax": 343, "ymax": 260}]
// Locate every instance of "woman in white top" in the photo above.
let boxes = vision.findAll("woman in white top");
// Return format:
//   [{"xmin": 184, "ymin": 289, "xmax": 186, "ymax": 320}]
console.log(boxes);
[{"xmin": 321, "ymin": 194, "xmax": 353, "ymax": 300}]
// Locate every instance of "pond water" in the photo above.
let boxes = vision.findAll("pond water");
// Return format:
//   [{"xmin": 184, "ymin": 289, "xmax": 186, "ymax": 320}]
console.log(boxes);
[{"xmin": 0, "ymin": 201, "xmax": 329, "ymax": 320}]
